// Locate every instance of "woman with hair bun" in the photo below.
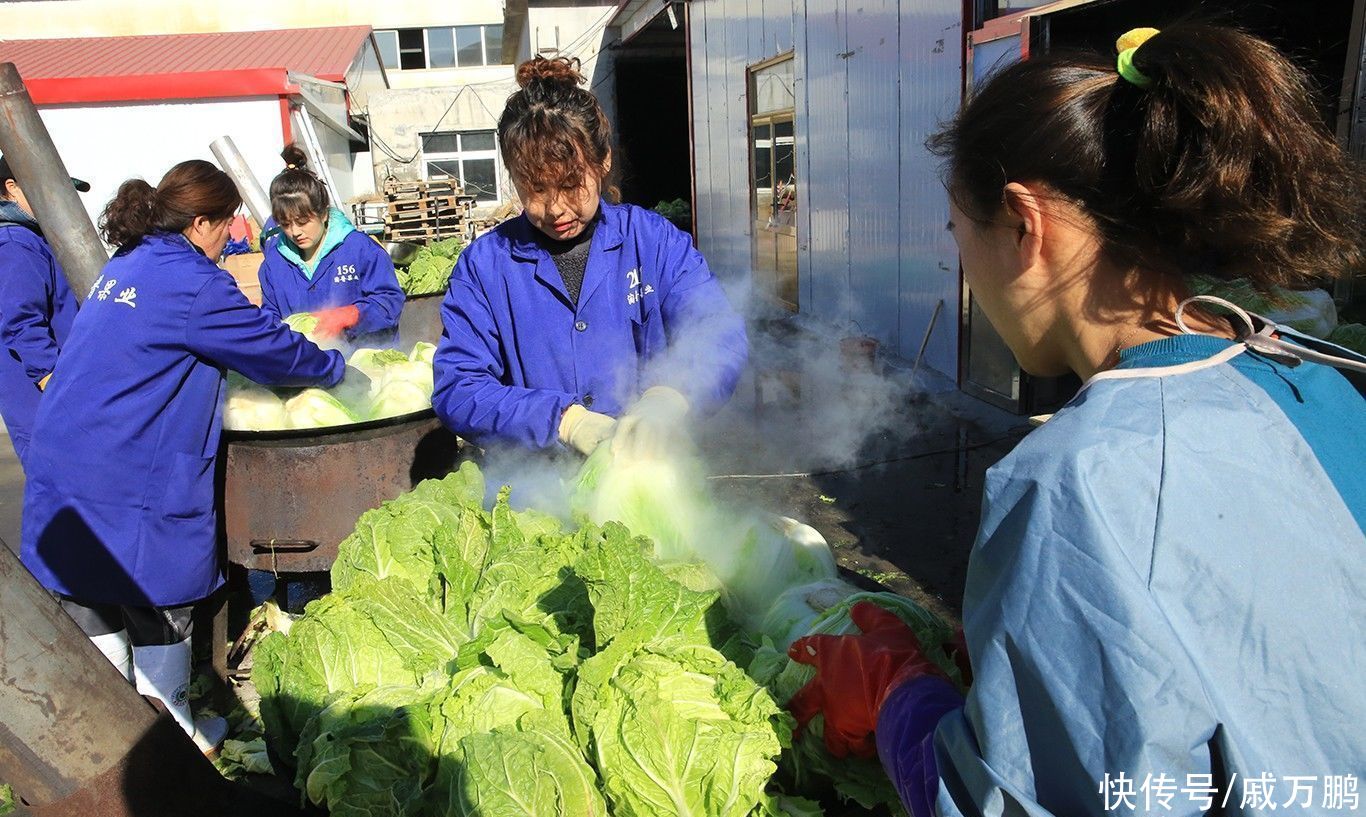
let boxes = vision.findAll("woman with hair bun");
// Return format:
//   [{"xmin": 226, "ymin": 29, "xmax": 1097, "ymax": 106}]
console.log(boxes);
[
  {"xmin": 432, "ymin": 56, "xmax": 747, "ymax": 458},
  {"xmin": 257, "ymin": 144, "xmax": 402, "ymax": 345},
  {"xmin": 787, "ymin": 25, "xmax": 1366, "ymax": 816},
  {"xmin": 20, "ymin": 159, "xmax": 348, "ymax": 754}
]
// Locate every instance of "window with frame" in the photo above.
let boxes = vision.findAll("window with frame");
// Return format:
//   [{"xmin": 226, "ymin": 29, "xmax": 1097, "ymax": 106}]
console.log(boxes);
[
  {"xmin": 973, "ymin": 0, "xmax": 1052, "ymax": 25},
  {"xmin": 748, "ymin": 54, "xmax": 798, "ymax": 311},
  {"xmin": 374, "ymin": 30, "xmax": 399, "ymax": 70},
  {"xmin": 374, "ymin": 25, "xmax": 508, "ymax": 70},
  {"xmin": 422, "ymin": 131, "xmax": 500, "ymax": 204}
]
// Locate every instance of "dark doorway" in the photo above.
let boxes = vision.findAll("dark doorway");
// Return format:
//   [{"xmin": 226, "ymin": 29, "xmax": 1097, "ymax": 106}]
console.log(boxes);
[{"xmin": 612, "ymin": 9, "xmax": 691, "ymax": 231}]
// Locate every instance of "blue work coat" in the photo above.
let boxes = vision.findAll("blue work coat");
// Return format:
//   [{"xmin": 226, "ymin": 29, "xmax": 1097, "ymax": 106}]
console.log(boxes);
[
  {"xmin": 875, "ymin": 334, "xmax": 1366, "ymax": 817},
  {"xmin": 21, "ymin": 232, "xmax": 345, "ymax": 607},
  {"xmin": 257, "ymin": 209, "xmax": 403, "ymax": 346},
  {"xmin": 0, "ymin": 220, "xmax": 76, "ymax": 464},
  {"xmin": 433, "ymin": 201, "xmax": 748, "ymax": 449}
]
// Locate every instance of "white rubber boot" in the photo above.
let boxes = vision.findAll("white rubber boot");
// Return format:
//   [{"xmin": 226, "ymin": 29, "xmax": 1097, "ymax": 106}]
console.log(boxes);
[
  {"xmin": 132, "ymin": 638, "xmax": 228, "ymax": 754},
  {"xmin": 89, "ymin": 630, "xmax": 134, "ymax": 682}
]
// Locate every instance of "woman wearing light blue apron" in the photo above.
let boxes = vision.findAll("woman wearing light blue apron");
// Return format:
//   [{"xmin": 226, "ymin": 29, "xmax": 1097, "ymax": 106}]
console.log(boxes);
[{"xmin": 786, "ymin": 25, "xmax": 1366, "ymax": 816}]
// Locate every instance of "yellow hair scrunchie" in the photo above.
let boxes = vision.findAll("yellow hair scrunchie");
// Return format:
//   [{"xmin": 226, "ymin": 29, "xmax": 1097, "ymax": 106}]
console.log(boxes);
[{"xmin": 1116, "ymin": 27, "xmax": 1160, "ymax": 88}]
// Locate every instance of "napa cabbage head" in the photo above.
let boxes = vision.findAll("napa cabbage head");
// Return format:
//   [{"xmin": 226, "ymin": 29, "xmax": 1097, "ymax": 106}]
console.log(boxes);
[
  {"xmin": 349, "ymin": 347, "xmax": 410, "ymax": 382},
  {"xmin": 292, "ymin": 682, "xmax": 439, "ymax": 817},
  {"xmin": 572, "ymin": 446, "xmax": 839, "ymax": 628},
  {"xmin": 224, "ymin": 386, "xmax": 287, "ymax": 431},
  {"xmin": 571, "ymin": 633, "xmax": 791, "ymax": 817},
  {"xmin": 252, "ymin": 574, "xmax": 466, "ymax": 760},
  {"xmin": 370, "ymin": 379, "xmax": 431, "ymax": 420},
  {"xmin": 1328, "ymin": 322, "xmax": 1366, "ymax": 356},
  {"xmin": 284, "ymin": 388, "xmax": 361, "ymax": 429},
  {"xmin": 283, "ymin": 311, "xmax": 319, "ymax": 336}
]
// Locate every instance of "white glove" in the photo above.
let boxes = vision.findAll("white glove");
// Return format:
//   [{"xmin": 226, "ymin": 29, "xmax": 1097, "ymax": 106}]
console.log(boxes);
[
  {"xmin": 611, "ymin": 386, "xmax": 690, "ymax": 462},
  {"xmin": 559, "ymin": 403, "xmax": 617, "ymax": 456}
]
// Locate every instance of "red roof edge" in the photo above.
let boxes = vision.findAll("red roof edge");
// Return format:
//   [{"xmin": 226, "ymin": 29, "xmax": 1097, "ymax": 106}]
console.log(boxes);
[{"xmin": 26, "ymin": 68, "xmax": 295, "ymax": 105}]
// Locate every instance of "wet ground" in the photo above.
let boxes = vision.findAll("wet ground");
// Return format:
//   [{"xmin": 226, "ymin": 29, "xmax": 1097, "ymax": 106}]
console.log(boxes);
[{"xmin": 698, "ymin": 317, "xmax": 1030, "ymax": 624}]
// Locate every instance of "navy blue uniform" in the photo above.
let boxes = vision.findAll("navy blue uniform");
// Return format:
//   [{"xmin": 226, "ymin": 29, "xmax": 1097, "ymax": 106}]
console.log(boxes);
[
  {"xmin": 433, "ymin": 201, "xmax": 748, "ymax": 449},
  {"xmin": 0, "ymin": 218, "xmax": 76, "ymax": 463},
  {"xmin": 257, "ymin": 208, "xmax": 403, "ymax": 345}
]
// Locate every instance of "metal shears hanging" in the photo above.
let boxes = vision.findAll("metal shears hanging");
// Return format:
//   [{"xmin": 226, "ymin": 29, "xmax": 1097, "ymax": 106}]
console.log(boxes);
[{"xmin": 1177, "ymin": 295, "xmax": 1366, "ymax": 376}]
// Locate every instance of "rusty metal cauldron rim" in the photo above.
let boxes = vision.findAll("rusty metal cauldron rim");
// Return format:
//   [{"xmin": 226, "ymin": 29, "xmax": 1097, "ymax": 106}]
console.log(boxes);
[{"xmin": 223, "ymin": 407, "xmax": 438, "ymax": 442}]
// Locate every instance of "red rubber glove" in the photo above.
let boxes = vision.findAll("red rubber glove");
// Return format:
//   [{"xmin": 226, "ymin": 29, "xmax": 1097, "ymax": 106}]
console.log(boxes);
[
  {"xmin": 311, "ymin": 305, "xmax": 361, "ymax": 339},
  {"xmin": 787, "ymin": 601, "xmax": 949, "ymax": 759}
]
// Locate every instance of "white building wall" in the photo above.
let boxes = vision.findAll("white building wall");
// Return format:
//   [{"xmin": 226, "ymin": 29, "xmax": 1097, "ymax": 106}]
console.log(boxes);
[
  {"xmin": 0, "ymin": 0, "xmax": 503, "ymax": 39},
  {"xmin": 36, "ymin": 98, "xmax": 284, "ymax": 230},
  {"xmin": 366, "ymin": 5, "xmax": 619, "ymax": 202},
  {"xmin": 525, "ymin": 5, "xmax": 621, "ymax": 154},
  {"xmin": 365, "ymin": 81, "xmax": 519, "ymax": 197},
  {"xmin": 687, "ymin": 0, "xmax": 962, "ymax": 377}
]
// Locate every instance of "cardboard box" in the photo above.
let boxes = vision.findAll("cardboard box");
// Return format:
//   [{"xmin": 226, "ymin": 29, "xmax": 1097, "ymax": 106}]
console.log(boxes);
[{"xmin": 221, "ymin": 251, "xmax": 264, "ymax": 306}]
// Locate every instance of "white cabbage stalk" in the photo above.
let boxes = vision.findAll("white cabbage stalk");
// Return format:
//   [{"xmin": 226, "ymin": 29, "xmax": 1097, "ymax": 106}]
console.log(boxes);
[{"xmin": 759, "ymin": 578, "xmax": 861, "ymax": 650}]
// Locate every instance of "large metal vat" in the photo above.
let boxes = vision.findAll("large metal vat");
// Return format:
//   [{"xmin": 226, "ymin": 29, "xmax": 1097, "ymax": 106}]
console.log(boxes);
[{"xmin": 220, "ymin": 410, "xmax": 459, "ymax": 574}]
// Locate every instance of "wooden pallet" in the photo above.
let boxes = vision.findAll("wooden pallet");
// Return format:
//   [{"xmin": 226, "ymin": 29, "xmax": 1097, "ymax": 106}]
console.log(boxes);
[
  {"xmin": 387, "ymin": 215, "xmax": 468, "ymax": 232},
  {"xmin": 384, "ymin": 179, "xmax": 459, "ymax": 199},
  {"xmin": 386, "ymin": 220, "xmax": 471, "ymax": 239},
  {"xmin": 387, "ymin": 195, "xmax": 460, "ymax": 215},
  {"xmin": 387, "ymin": 203, "xmax": 469, "ymax": 224}
]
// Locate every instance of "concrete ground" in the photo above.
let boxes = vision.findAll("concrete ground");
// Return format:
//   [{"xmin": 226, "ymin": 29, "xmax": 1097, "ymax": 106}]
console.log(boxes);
[{"xmin": 0, "ymin": 430, "xmax": 22, "ymax": 554}]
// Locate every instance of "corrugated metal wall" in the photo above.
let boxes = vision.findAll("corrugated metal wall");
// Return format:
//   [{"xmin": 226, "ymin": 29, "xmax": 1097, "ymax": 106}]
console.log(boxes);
[{"xmin": 688, "ymin": 0, "xmax": 962, "ymax": 377}]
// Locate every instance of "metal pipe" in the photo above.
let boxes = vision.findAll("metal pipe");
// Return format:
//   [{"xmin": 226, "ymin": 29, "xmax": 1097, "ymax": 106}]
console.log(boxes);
[
  {"xmin": 911, "ymin": 299, "xmax": 945, "ymax": 381},
  {"xmin": 210, "ymin": 135, "xmax": 271, "ymax": 227},
  {"xmin": 0, "ymin": 63, "xmax": 107, "ymax": 302},
  {"xmin": 0, "ymin": 537, "xmax": 157, "ymax": 804}
]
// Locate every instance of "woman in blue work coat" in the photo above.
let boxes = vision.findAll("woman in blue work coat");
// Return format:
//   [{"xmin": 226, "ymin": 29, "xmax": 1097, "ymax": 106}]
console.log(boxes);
[
  {"xmin": 257, "ymin": 144, "xmax": 402, "ymax": 346},
  {"xmin": 0, "ymin": 155, "xmax": 81, "ymax": 465},
  {"xmin": 21, "ymin": 160, "xmax": 348, "ymax": 753},
  {"xmin": 433, "ymin": 57, "xmax": 748, "ymax": 459},
  {"xmin": 787, "ymin": 26, "xmax": 1366, "ymax": 817}
]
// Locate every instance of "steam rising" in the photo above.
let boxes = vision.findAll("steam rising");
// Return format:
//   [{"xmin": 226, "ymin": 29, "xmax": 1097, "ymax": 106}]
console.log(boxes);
[{"xmin": 465, "ymin": 267, "xmax": 930, "ymax": 511}]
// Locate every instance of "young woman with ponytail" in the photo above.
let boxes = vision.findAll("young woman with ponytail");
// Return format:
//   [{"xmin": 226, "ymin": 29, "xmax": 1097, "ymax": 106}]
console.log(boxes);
[
  {"xmin": 788, "ymin": 25, "xmax": 1366, "ymax": 816},
  {"xmin": 431, "ymin": 57, "xmax": 747, "ymax": 459},
  {"xmin": 20, "ymin": 159, "xmax": 350, "ymax": 753},
  {"xmin": 257, "ymin": 144, "xmax": 402, "ymax": 345}
]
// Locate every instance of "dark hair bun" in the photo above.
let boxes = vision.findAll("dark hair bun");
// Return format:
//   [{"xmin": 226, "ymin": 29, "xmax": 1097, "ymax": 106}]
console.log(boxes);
[
  {"xmin": 280, "ymin": 143, "xmax": 310, "ymax": 171},
  {"xmin": 516, "ymin": 56, "xmax": 583, "ymax": 89}
]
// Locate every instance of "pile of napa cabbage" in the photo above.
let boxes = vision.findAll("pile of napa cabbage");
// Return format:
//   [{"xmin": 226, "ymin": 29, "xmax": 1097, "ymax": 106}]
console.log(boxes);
[
  {"xmin": 224, "ymin": 333, "xmax": 437, "ymax": 432},
  {"xmin": 252, "ymin": 451, "xmax": 958, "ymax": 815}
]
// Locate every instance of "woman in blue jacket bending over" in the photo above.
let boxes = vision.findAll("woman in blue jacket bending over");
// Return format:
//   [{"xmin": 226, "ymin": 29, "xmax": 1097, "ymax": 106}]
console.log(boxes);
[
  {"xmin": 433, "ymin": 57, "xmax": 748, "ymax": 459},
  {"xmin": 22, "ymin": 160, "xmax": 348, "ymax": 753},
  {"xmin": 257, "ymin": 144, "xmax": 403, "ymax": 346},
  {"xmin": 787, "ymin": 26, "xmax": 1366, "ymax": 817},
  {"xmin": 0, "ymin": 155, "xmax": 80, "ymax": 465}
]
